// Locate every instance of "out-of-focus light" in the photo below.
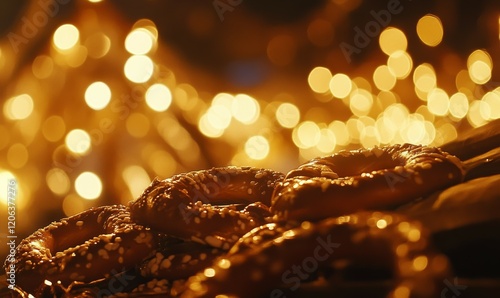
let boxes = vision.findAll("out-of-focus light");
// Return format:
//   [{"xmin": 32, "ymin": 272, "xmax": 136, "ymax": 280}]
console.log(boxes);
[
  {"xmin": 125, "ymin": 28, "xmax": 155, "ymax": 55},
  {"xmin": 206, "ymin": 105, "xmax": 232, "ymax": 130},
  {"xmin": 146, "ymin": 83, "xmax": 172, "ymax": 112},
  {"xmin": 75, "ymin": 171, "xmax": 102, "ymax": 200},
  {"xmin": 482, "ymin": 91, "xmax": 500, "ymax": 119},
  {"xmin": 245, "ymin": 135, "xmax": 270, "ymax": 160},
  {"xmin": 308, "ymin": 67, "xmax": 332, "ymax": 93},
  {"xmin": 3, "ymin": 94, "xmax": 34, "ymax": 120},
  {"xmin": 416, "ymin": 14, "xmax": 443, "ymax": 47},
  {"xmin": 276, "ymin": 102, "xmax": 300, "ymax": 129},
  {"xmin": 53, "ymin": 24, "xmax": 79, "ymax": 50},
  {"xmin": 360, "ymin": 125, "xmax": 380, "ymax": 148},
  {"xmin": 328, "ymin": 120, "xmax": 350, "ymax": 146},
  {"xmin": 468, "ymin": 60, "xmax": 492, "ymax": 85},
  {"xmin": 62, "ymin": 194, "xmax": 86, "ymax": 216},
  {"xmin": 0, "ymin": 171, "xmax": 17, "ymax": 206},
  {"xmin": 124, "ymin": 55, "xmax": 154, "ymax": 83},
  {"xmin": 46, "ymin": 168, "xmax": 70, "ymax": 196},
  {"xmin": 373, "ymin": 65, "xmax": 396, "ymax": 91},
  {"xmin": 232, "ymin": 94, "xmax": 260, "ymax": 124},
  {"xmin": 42, "ymin": 116, "xmax": 66, "ymax": 142},
  {"xmin": 88, "ymin": 0, "xmax": 103, "ymax": 2},
  {"xmin": 126, "ymin": 113, "xmax": 150, "ymax": 138},
  {"xmin": 85, "ymin": 81, "xmax": 111, "ymax": 110},
  {"xmin": 448, "ymin": 92, "xmax": 469, "ymax": 119},
  {"xmin": 379, "ymin": 27, "xmax": 407, "ymax": 55},
  {"xmin": 427, "ymin": 88, "xmax": 449, "ymax": 116},
  {"xmin": 32, "ymin": 55, "xmax": 54, "ymax": 79},
  {"xmin": 85, "ymin": 33, "xmax": 111, "ymax": 59},
  {"xmin": 65, "ymin": 129, "xmax": 91, "ymax": 154},
  {"xmin": 387, "ymin": 51, "xmax": 412, "ymax": 79},
  {"xmin": 350, "ymin": 89, "xmax": 374, "ymax": 116},
  {"xmin": 293, "ymin": 121, "xmax": 321, "ymax": 149},
  {"xmin": 122, "ymin": 165, "xmax": 151, "ymax": 200},
  {"xmin": 198, "ymin": 114, "xmax": 224, "ymax": 138},
  {"xmin": 413, "ymin": 64, "xmax": 437, "ymax": 96},
  {"xmin": 329, "ymin": 73, "xmax": 352, "ymax": 99},
  {"xmin": 317, "ymin": 128, "xmax": 336, "ymax": 153},
  {"xmin": 7, "ymin": 143, "xmax": 28, "ymax": 169},
  {"xmin": 467, "ymin": 100, "xmax": 489, "ymax": 127}
]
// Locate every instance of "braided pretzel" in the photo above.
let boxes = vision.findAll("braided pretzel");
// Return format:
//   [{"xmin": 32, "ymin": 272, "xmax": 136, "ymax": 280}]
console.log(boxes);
[
  {"xmin": 271, "ymin": 144, "xmax": 465, "ymax": 221},
  {"xmin": 129, "ymin": 166, "xmax": 284, "ymax": 250},
  {"xmin": 8, "ymin": 205, "xmax": 158, "ymax": 294},
  {"xmin": 182, "ymin": 211, "xmax": 451, "ymax": 298}
]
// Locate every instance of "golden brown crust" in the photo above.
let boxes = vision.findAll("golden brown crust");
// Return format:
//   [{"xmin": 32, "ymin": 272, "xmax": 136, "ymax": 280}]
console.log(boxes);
[
  {"xmin": 129, "ymin": 166, "xmax": 284, "ymax": 250},
  {"xmin": 271, "ymin": 144, "xmax": 465, "ymax": 221},
  {"xmin": 8, "ymin": 205, "xmax": 158, "ymax": 294}
]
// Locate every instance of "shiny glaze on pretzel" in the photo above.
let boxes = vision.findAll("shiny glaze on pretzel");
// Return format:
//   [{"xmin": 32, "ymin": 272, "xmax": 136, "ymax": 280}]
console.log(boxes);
[
  {"xmin": 129, "ymin": 166, "xmax": 284, "ymax": 249},
  {"xmin": 182, "ymin": 211, "xmax": 451, "ymax": 298},
  {"xmin": 8, "ymin": 205, "xmax": 158, "ymax": 294},
  {"xmin": 271, "ymin": 144, "xmax": 465, "ymax": 221}
]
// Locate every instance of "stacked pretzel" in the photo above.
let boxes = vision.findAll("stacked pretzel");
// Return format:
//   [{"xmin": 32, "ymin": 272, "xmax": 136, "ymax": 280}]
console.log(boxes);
[{"xmin": 6, "ymin": 139, "xmax": 498, "ymax": 297}]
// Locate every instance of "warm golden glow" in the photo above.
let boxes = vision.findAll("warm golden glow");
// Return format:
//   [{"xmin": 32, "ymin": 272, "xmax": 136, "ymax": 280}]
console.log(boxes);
[
  {"xmin": 75, "ymin": 171, "xmax": 102, "ymax": 200},
  {"xmin": 387, "ymin": 51, "xmax": 412, "ymax": 79},
  {"xmin": 46, "ymin": 168, "xmax": 70, "ymax": 196},
  {"xmin": 42, "ymin": 116, "xmax": 66, "ymax": 142},
  {"xmin": 293, "ymin": 121, "xmax": 320, "ymax": 149},
  {"xmin": 427, "ymin": 88, "xmax": 449, "ymax": 116},
  {"xmin": 3, "ymin": 94, "xmax": 34, "ymax": 120},
  {"xmin": 232, "ymin": 94, "xmax": 260, "ymax": 124},
  {"xmin": 53, "ymin": 24, "xmax": 80, "ymax": 51},
  {"xmin": 308, "ymin": 66, "xmax": 332, "ymax": 93},
  {"xmin": 65, "ymin": 129, "xmax": 92, "ymax": 154},
  {"xmin": 7, "ymin": 143, "xmax": 28, "ymax": 169},
  {"xmin": 350, "ymin": 89, "xmax": 374, "ymax": 116},
  {"xmin": 85, "ymin": 32, "xmax": 111, "ymax": 59},
  {"xmin": 448, "ymin": 92, "xmax": 469, "ymax": 119},
  {"xmin": 482, "ymin": 91, "xmax": 500, "ymax": 120},
  {"xmin": 122, "ymin": 165, "xmax": 151, "ymax": 200},
  {"xmin": 126, "ymin": 113, "xmax": 150, "ymax": 138},
  {"xmin": 379, "ymin": 27, "xmax": 407, "ymax": 55},
  {"xmin": 468, "ymin": 60, "xmax": 492, "ymax": 85},
  {"xmin": 412, "ymin": 255, "xmax": 429, "ymax": 271},
  {"xmin": 125, "ymin": 28, "xmax": 155, "ymax": 55},
  {"xmin": 276, "ymin": 103, "xmax": 300, "ymax": 128},
  {"xmin": 416, "ymin": 14, "xmax": 443, "ymax": 47},
  {"xmin": 146, "ymin": 83, "xmax": 172, "ymax": 112},
  {"xmin": 32, "ymin": 55, "xmax": 54, "ymax": 79},
  {"xmin": 124, "ymin": 55, "xmax": 154, "ymax": 83},
  {"xmin": 329, "ymin": 73, "xmax": 352, "ymax": 99},
  {"xmin": 245, "ymin": 135, "xmax": 269, "ymax": 160},
  {"xmin": 373, "ymin": 65, "xmax": 396, "ymax": 91},
  {"xmin": 85, "ymin": 81, "xmax": 112, "ymax": 110}
]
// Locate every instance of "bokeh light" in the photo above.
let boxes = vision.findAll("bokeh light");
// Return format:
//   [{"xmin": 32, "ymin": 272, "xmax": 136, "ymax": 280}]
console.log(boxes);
[
  {"xmin": 245, "ymin": 135, "xmax": 270, "ymax": 160},
  {"xmin": 124, "ymin": 55, "xmax": 154, "ymax": 83},
  {"xmin": 146, "ymin": 83, "xmax": 172, "ymax": 112},
  {"xmin": 65, "ymin": 129, "xmax": 92, "ymax": 154},
  {"xmin": 276, "ymin": 102, "xmax": 300, "ymax": 129},
  {"xmin": 329, "ymin": 73, "xmax": 352, "ymax": 99},
  {"xmin": 125, "ymin": 28, "xmax": 156, "ymax": 55},
  {"xmin": 85, "ymin": 81, "xmax": 112, "ymax": 110},
  {"xmin": 53, "ymin": 24, "xmax": 80, "ymax": 50},
  {"xmin": 379, "ymin": 27, "xmax": 407, "ymax": 55},
  {"xmin": 308, "ymin": 66, "xmax": 332, "ymax": 94},
  {"xmin": 3, "ymin": 94, "xmax": 34, "ymax": 120},
  {"xmin": 416, "ymin": 14, "xmax": 444, "ymax": 47},
  {"xmin": 75, "ymin": 171, "xmax": 102, "ymax": 200}
]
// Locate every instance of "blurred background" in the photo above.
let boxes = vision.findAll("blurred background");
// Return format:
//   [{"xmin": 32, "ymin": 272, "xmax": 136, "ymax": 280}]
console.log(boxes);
[{"xmin": 0, "ymin": 0, "xmax": 499, "ymax": 258}]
